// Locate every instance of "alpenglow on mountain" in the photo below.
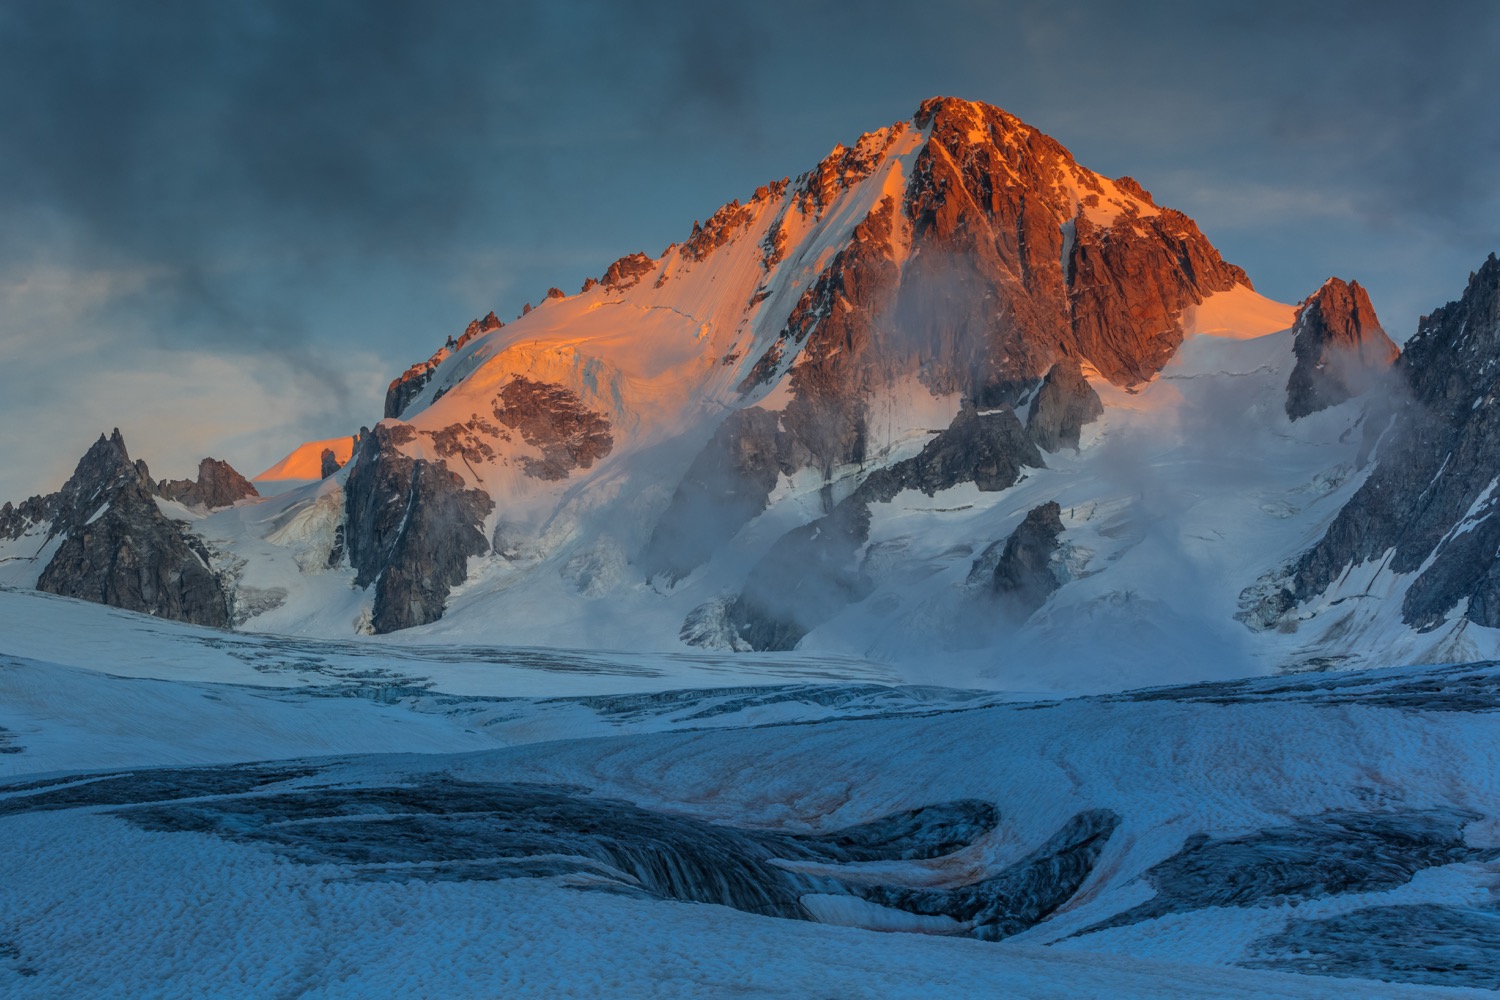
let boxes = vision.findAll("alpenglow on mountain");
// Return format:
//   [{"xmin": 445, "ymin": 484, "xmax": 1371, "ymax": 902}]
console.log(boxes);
[{"xmin": 2, "ymin": 97, "xmax": 1495, "ymax": 689}]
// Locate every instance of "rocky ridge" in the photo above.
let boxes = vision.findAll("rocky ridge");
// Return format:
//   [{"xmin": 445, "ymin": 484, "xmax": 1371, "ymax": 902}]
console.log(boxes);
[
  {"xmin": 1283, "ymin": 256, "xmax": 1500, "ymax": 631},
  {"xmin": 385, "ymin": 311, "xmax": 503, "ymax": 419}
]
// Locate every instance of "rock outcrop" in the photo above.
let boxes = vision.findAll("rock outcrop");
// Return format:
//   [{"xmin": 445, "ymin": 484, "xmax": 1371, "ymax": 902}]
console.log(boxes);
[
  {"xmin": 0, "ymin": 493, "xmax": 57, "ymax": 542},
  {"xmin": 463, "ymin": 311, "xmax": 504, "ymax": 345},
  {"xmin": 970, "ymin": 501, "xmax": 1067, "ymax": 622},
  {"xmin": 341, "ymin": 422, "xmax": 494, "ymax": 634},
  {"xmin": 1289, "ymin": 255, "xmax": 1500, "ymax": 630},
  {"xmin": 27, "ymin": 430, "xmax": 232, "ymax": 626},
  {"xmin": 319, "ymin": 448, "xmax": 343, "ymax": 479},
  {"xmin": 601, "ymin": 252, "xmax": 657, "ymax": 290},
  {"xmin": 1027, "ymin": 359, "xmax": 1103, "ymax": 452},
  {"xmin": 1285, "ymin": 278, "xmax": 1400, "ymax": 420},
  {"xmin": 490, "ymin": 378, "xmax": 614, "ymax": 481},
  {"xmin": 385, "ymin": 357, "xmax": 443, "ymax": 420},
  {"xmin": 385, "ymin": 313, "xmax": 504, "ymax": 420},
  {"xmin": 157, "ymin": 457, "xmax": 258, "ymax": 510}
]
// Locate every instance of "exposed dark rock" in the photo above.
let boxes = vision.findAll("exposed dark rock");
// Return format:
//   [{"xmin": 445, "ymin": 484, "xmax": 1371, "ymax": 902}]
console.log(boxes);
[
  {"xmin": 681, "ymin": 199, "xmax": 756, "ymax": 262},
  {"xmin": 1285, "ymin": 278, "xmax": 1399, "ymax": 420},
  {"xmin": 641, "ymin": 407, "xmax": 789, "ymax": 585},
  {"xmin": 491, "ymin": 377, "xmax": 613, "ymax": 481},
  {"xmin": 1290, "ymin": 255, "xmax": 1500, "ymax": 631},
  {"xmin": 326, "ymin": 521, "xmax": 346, "ymax": 569},
  {"xmin": 423, "ymin": 416, "xmax": 500, "ymax": 472},
  {"xmin": 390, "ymin": 314, "xmax": 504, "ymax": 420},
  {"xmin": 2, "ymin": 431, "xmax": 122, "ymax": 543},
  {"xmin": 1027, "ymin": 359, "xmax": 1103, "ymax": 451},
  {"xmin": 47, "ymin": 429, "xmax": 148, "ymax": 531},
  {"xmin": 319, "ymin": 448, "xmax": 343, "ymax": 479},
  {"xmin": 458, "ymin": 310, "xmax": 503, "ymax": 349},
  {"xmin": 32, "ymin": 430, "xmax": 232, "ymax": 626},
  {"xmin": 718, "ymin": 405, "xmax": 1042, "ymax": 650},
  {"xmin": 601, "ymin": 252, "xmax": 656, "ymax": 289},
  {"xmin": 342, "ymin": 423, "xmax": 494, "ymax": 634},
  {"xmin": 157, "ymin": 457, "xmax": 258, "ymax": 510},
  {"xmin": 545, "ymin": 286, "xmax": 565, "ymax": 300},
  {"xmin": 848, "ymin": 404, "xmax": 1042, "ymax": 508},
  {"xmin": 0, "ymin": 493, "xmax": 56, "ymax": 542},
  {"xmin": 385, "ymin": 358, "xmax": 441, "ymax": 419},
  {"xmin": 970, "ymin": 501, "xmax": 1066, "ymax": 622},
  {"xmin": 726, "ymin": 499, "xmax": 874, "ymax": 652},
  {"xmin": 760, "ymin": 216, "xmax": 789, "ymax": 271}
]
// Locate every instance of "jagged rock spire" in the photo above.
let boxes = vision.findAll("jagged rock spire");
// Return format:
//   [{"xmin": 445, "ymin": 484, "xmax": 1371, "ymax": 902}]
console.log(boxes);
[{"xmin": 1285, "ymin": 278, "xmax": 1399, "ymax": 419}]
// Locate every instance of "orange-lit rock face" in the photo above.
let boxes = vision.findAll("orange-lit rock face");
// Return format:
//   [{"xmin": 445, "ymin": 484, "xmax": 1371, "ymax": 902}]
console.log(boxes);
[
  {"xmin": 730, "ymin": 96, "xmax": 1248, "ymax": 474},
  {"xmin": 1285, "ymin": 278, "xmax": 1400, "ymax": 419},
  {"xmin": 907, "ymin": 97, "xmax": 1246, "ymax": 390},
  {"xmin": 490, "ymin": 378, "xmax": 614, "ymax": 481},
  {"xmin": 601, "ymin": 251, "xmax": 656, "ymax": 289}
]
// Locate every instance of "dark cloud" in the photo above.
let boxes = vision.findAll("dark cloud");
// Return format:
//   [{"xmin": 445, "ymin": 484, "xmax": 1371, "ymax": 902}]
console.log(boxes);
[{"xmin": 0, "ymin": 2, "xmax": 779, "ymax": 356}]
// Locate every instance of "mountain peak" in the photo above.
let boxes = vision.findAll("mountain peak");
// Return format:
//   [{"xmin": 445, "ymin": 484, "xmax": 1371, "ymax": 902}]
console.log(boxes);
[
  {"xmin": 1285, "ymin": 277, "xmax": 1398, "ymax": 419},
  {"xmin": 914, "ymin": 95, "xmax": 1026, "ymax": 134},
  {"xmin": 157, "ymin": 457, "xmax": 259, "ymax": 510},
  {"xmin": 44, "ymin": 101, "xmax": 1258, "ymax": 641}
]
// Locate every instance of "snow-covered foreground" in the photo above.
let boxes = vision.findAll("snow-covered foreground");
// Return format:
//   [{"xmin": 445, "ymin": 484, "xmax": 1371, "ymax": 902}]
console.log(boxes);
[{"xmin": 2, "ymin": 591, "xmax": 1498, "ymax": 997}]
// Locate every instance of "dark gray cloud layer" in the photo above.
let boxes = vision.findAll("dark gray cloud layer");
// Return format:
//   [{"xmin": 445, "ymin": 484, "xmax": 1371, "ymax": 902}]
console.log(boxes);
[{"xmin": 0, "ymin": 0, "xmax": 1496, "ymax": 492}]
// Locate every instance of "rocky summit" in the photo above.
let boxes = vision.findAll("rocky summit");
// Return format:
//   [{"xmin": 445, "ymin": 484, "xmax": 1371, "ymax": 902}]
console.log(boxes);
[
  {"xmin": 1285, "ymin": 278, "xmax": 1399, "ymax": 420},
  {"xmin": 5, "ymin": 430, "xmax": 235, "ymax": 626}
]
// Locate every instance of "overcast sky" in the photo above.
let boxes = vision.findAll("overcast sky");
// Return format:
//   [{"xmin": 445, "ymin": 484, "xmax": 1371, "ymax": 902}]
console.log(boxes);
[{"xmin": 1, "ymin": 0, "xmax": 1496, "ymax": 500}]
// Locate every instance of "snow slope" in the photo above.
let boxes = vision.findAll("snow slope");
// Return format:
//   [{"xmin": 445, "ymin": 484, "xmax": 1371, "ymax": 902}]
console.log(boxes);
[
  {"xmin": 0, "ymin": 588, "xmax": 1496, "ymax": 996},
  {"xmin": 252, "ymin": 434, "xmax": 354, "ymax": 491}
]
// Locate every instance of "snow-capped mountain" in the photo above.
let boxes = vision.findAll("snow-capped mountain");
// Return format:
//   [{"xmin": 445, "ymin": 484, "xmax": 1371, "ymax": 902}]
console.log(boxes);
[
  {"xmin": 7, "ymin": 96, "xmax": 1500, "ymax": 998},
  {"xmin": 2, "ymin": 97, "xmax": 1497, "ymax": 689}
]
